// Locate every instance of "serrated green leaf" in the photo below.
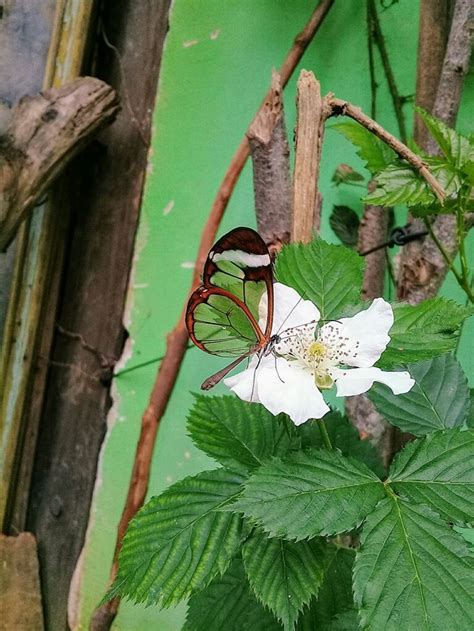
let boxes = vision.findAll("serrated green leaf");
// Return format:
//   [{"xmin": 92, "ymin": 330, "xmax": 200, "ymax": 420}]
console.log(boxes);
[
  {"xmin": 184, "ymin": 559, "xmax": 282, "ymax": 631},
  {"xmin": 297, "ymin": 547, "xmax": 355, "ymax": 630},
  {"xmin": 228, "ymin": 449, "xmax": 385, "ymax": 539},
  {"xmin": 187, "ymin": 395, "xmax": 298, "ymax": 472},
  {"xmin": 331, "ymin": 121, "xmax": 395, "ymax": 172},
  {"xmin": 275, "ymin": 239, "xmax": 364, "ymax": 320},
  {"xmin": 364, "ymin": 163, "xmax": 434, "ymax": 206},
  {"xmin": 418, "ymin": 108, "xmax": 474, "ymax": 168},
  {"xmin": 329, "ymin": 205, "xmax": 360, "ymax": 247},
  {"xmin": 109, "ymin": 468, "xmax": 245, "ymax": 607},
  {"xmin": 298, "ymin": 411, "xmax": 384, "ymax": 477},
  {"xmin": 243, "ymin": 531, "xmax": 326, "ymax": 630},
  {"xmin": 389, "ymin": 429, "xmax": 474, "ymax": 526},
  {"xmin": 370, "ymin": 354, "xmax": 470, "ymax": 435},
  {"xmin": 378, "ymin": 298, "xmax": 472, "ymax": 367},
  {"xmin": 354, "ymin": 498, "xmax": 474, "ymax": 630}
]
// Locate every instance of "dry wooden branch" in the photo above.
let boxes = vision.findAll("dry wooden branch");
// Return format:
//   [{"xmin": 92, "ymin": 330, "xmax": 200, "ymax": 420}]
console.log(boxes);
[
  {"xmin": 328, "ymin": 97, "xmax": 446, "ymax": 203},
  {"xmin": 292, "ymin": 70, "xmax": 325, "ymax": 243},
  {"xmin": 413, "ymin": 0, "xmax": 453, "ymax": 146},
  {"xmin": 0, "ymin": 77, "xmax": 119, "ymax": 251},
  {"xmin": 92, "ymin": 3, "xmax": 335, "ymax": 628},
  {"xmin": 397, "ymin": 0, "xmax": 472, "ymax": 303},
  {"xmin": 247, "ymin": 71, "xmax": 293, "ymax": 250}
]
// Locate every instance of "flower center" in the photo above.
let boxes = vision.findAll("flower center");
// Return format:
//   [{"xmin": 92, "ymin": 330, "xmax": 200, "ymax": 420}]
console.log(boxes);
[{"xmin": 305, "ymin": 340, "xmax": 334, "ymax": 389}]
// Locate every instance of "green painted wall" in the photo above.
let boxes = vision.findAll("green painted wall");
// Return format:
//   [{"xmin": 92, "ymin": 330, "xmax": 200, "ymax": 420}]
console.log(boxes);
[{"xmin": 75, "ymin": 2, "xmax": 473, "ymax": 629}]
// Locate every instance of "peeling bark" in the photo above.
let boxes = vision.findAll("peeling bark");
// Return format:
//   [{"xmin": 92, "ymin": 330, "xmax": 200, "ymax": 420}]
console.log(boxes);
[{"xmin": 248, "ymin": 71, "xmax": 292, "ymax": 251}]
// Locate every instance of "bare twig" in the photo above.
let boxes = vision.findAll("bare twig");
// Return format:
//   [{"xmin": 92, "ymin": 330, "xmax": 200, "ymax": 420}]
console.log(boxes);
[
  {"xmin": 247, "ymin": 71, "xmax": 292, "ymax": 250},
  {"xmin": 293, "ymin": 71, "xmax": 326, "ymax": 243},
  {"xmin": 367, "ymin": 0, "xmax": 408, "ymax": 142},
  {"xmin": 91, "ymin": 3, "xmax": 335, "ymax": 628},
  {"xmin": 327, "ymin": 97, "xmax": 446, "ymax": 202}
]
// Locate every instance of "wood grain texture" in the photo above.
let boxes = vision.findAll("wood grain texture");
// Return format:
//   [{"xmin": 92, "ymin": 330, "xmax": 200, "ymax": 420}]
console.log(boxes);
[
  {"xmin": 292, "ymin": 70, "xmax": 324, "ymax": 243},
  {"xmin": 25, "ymin": 2, "xmax": 172, "ymax": 629},
  {"xmin": 0, "ymin": 77, "xmax": 119, "ymax": 250},
  {"xmin": 0, "ymin": 533, "xmax": 44, "ymax": 631},
  {"xmin": 248, "ymin": 71, "xmax": 293, "ymax": 251}
]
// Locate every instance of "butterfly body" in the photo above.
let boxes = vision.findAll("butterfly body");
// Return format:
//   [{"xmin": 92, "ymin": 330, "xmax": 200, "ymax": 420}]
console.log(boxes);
[{"xmin": 186, "ymin": 227, "xmax": 275, "ymax": 389}]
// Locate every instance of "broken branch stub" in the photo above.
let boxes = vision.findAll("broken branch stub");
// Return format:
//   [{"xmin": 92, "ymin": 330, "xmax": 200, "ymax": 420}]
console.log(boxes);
[
  {"xmin": 0, "ymin": 77, "xmax": 119, "ymax": 251},
  {"xmin": 292, "ymin": 70, "xmax": 325, "ymax": 243},
  {"xmin": 247, "ymin": 71, "xmax": 293, "ymax": 251}
]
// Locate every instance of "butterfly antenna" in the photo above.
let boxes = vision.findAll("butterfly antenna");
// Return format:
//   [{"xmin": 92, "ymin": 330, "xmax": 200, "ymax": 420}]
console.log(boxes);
[{"xmin": 275, "ymin": 290, "xmax": 309, "ymax": 335}]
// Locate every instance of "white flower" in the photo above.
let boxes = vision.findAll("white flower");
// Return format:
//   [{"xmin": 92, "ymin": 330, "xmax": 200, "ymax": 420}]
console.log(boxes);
[{"xmin": 225, "ymin": 283, "xmax": 415, "ymax": 426}]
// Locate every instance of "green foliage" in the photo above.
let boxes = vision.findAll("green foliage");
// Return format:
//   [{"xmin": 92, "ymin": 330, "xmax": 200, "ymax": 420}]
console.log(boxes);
[
  {"xmin": 418, "ymin": 108, "xmax": 474, "ymax": 169},
  {"xmin": 378, "ymin": 298, "xmax": 472, "ymax": 367},
  {"xmin": 353, "ymin": 498, "xmax": 474, "ymax": 630},
  {"xmin": 331, "ymin": 120, "xmax": 395, "ymax": 172},
  {"xmin": 229, "ymin": 449, "xmax": 385, "ymax": 539},
  {"xmin": 369, "ymin": 354, "xmax": 470, "ymax": 435},
  {"xmin": 243, "ymin": 531, "xmax": 326, "ymax": 630},
  {"xmin": 468, "ymin": 390, "xmax": 474, "ymax": 428},
  {"xmin": 389, "ymin": 430, "xmax": 474, "ymax": 526},
  {"xmin": 297, "ymin": 548, "xmax": 356, "ymax": 630},
  {"xmin": 187, "ymin": 395, "xmax": 298, "ymax": 472},
  {"xmin": 331, "ymin": 164, "xmax": 365, "ymax": 187},
  {"xmin": 329, "ymin": 205, "xmax": 360, "ymax": 248},
  {"xmin": 108, "ymin": 468, "xmax": 245, "ymax": 607},
  {"xmin": 184, "ymin": 559, "xmax": 282, "ymax": 631},
  {"xmin": 298, "ymin": 411, "xmax": 384, "ymax": 477},
  {"xmin": 275, "ymin": 238, "xmax": 364, "ymax": 319}
]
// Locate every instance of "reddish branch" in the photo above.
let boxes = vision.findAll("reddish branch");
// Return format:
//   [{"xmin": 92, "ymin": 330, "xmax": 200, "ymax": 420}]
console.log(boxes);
[{"xmin": 91, "ymin": 2, "xmax": 335, "ymax": 628}]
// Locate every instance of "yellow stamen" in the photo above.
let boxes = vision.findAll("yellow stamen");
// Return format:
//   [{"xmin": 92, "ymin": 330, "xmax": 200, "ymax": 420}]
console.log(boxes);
[{"xmin": 308, "ymin": 341, "xmax": 327, "ymax": 362}]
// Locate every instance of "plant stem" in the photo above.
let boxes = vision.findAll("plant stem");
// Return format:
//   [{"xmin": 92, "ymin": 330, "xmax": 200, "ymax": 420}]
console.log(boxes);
[
  {"xmin": 423, "ymin": 217, "xmax": 474, "ymax": 302},
  {"xmin": 317, "ymin": 418, "xmax": 333, "ymax": 450},
  {"xmin": 456, "ymin": 203, "xmax": 471, "ymax": 289}
]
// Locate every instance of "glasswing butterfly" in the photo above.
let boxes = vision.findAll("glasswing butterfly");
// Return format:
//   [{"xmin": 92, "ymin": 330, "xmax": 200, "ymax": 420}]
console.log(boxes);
[{"xmin": 186, "ymin": 227, "xmax": 278, "ymax": 390}]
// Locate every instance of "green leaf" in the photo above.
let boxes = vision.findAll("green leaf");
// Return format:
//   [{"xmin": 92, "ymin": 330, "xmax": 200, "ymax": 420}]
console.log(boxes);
[
  {"xmin": 331, "ymin": 120, "xmax": 395, "ymax": 172},
  {"xmin": 297, "ymin": 547, "xmax": 355, "ymax": 630},
  {"xmin": 243, "ymin": 531, "xmax": 326, "ymax": 630},
  {"xmin": 370, "ymin": 354, "xmax": 470, "ymax": 435},
  {"xmin": 389, "ymin": 429, "xmax": 474, "ymax": 526},
  {"xmin": 329, "ymin": 206, "xmax": 360, "ymax": 247},
  {"xmin": 184, "ymin": 559, "xmax": 282, "ymax": 631},
  {"xmin": 275, "ymin": 238, "xmax": 364, "ymax": 320},
  {"xmin": 354, "ymin": 498, "xmax": 474, "ymax": 630},
  {"xmin": 187, "ymin": 395, "xmax": 298, "ymax": 472},
  {"xmin": 228, "ymin": 449, "xmax": 385, "ymax": 539},
  {"xmin": 467, "ymin": 390, "xmax": 474, "ymax": 428},
  {"xmin": 298, "ymin": 411, "xmax": 384, "ymax": 477},
  {"xmin": 364, "ymin": 163, "xmax": 435, "ymax": 206},
  {"xmin": 417, "ymin": 108, "xmax": 474, "ymax": 168},
  {"xmin": 109, "ymin": 468, "xmax": 245, "ymax": 607},
  {"xmin": 378, "ymin": 298, "xmax": 472, "ymax": 367}
]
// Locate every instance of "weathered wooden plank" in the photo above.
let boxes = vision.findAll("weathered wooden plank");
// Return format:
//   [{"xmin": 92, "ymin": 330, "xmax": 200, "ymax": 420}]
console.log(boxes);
[
  {"xmin": 25, "ymin": 2, "xmax": 172, "ymax": 629},
  {"xmin": 0, "ymin": 532, "xmax": 44, "ymax": 631},
  {"xmin": 0, "ymin": 0, "xmax": 98, "ymax": 532}
]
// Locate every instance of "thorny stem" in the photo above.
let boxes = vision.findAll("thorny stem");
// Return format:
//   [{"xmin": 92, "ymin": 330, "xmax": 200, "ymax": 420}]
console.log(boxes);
[
  {"xmin": 316, "ymin": 418, "xmax": 333, "ymax": 450},
  {"xmin": 423, "ymin": 217, "xmax": 474, "ymax": 303}
]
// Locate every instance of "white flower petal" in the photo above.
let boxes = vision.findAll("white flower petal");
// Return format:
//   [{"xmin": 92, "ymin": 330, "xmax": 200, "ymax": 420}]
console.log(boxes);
[
  {"xmin": 224, "ymin": 356, "xmax": 263, "ymax": 402},
  {"xmin": 331, "ymin": 366, "xmax": 415, "ymax": 397},
  {"xmin": 257, "ymin": 358, "xmax": 330, "ymax": 425},
  {"xmin": 259, "ymin": 283, "xmax": 320, "ymax": 335},
  {"xmin": 320, "ymin": 298, "xmax": 393, "ymax": 368}
]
